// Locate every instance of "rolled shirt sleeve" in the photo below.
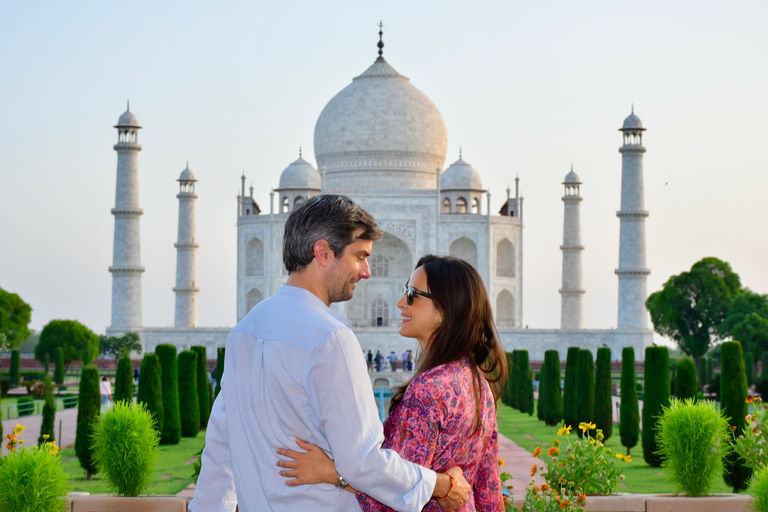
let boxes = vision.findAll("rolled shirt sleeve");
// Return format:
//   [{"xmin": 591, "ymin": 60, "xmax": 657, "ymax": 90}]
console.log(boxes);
[{"xmin": 305, "ymin": 327, "xmax": 437, "ymax": 512}]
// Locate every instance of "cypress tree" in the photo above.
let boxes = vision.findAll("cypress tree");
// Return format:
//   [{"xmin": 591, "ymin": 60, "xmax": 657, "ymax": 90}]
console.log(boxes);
[
  {"xmin": 501, "ymin": 352, "xmax": 515, "ymax": 407},
  {"xmin": 642, "ymin": 346, "xmax": 670, "ymax": 467},
  {"xmin": 10, "ymin": 349, "xmax": 20, "ymax": 386},
  {"xmin": 674, "ymin": 357, "xmax": 698, "ymax": 401},
  {"xmin": 53, "ymin": 347, "xmax": 65, "ymax": 385},
  {"xmin": 526, "ymin": 365, "xmax": 534, "ymax": 416},
  {"xmin": 113, "ymin": 354, "xmax": 134, "ymax": 404},
  {"xmin": 178, "ymin": 350, "xmax": 200, "ymax": 437},
  {"xmin": 762, "ymin": 353, "xmax": 768, "ymax": 379},
  {"xmin": 515, "ymin": 350, "xmax": 532, "ymax": 414},
  {"xmin": 537, "ymin": 350, "xmax": 562, "ymax": 425},
  {"xmin": 745, "ymin": 352, "xmax": 755, "ymax": 387},
  {"xmin": 575, "ymin": 349, "xmax": 595, "ymax": 438},
  {"xmin": 192, "ymin": 346, "xmax": 211, "ymax": 428},
  {"xmin": 563, "ymin": 347, "xmax": 580, "ymax": 429},
  {"xmin": 619, "ymin": 347, "xmax": 640, "ymax": 456},
  {"xmin": 721, "ymin": 341, "xmax": 751, "ymax": 492},
  {"xmin": 76, "ymin": 365, "xmax": 101, "ymax": 479},
  {"xmin": 137, "ymin": 353, "xmax": 164, "ymax": 434},
  {"xmin": 156, "ymin": 344, "xmax": 181, "ymax": 445},
  {"xmin": 38, "ymin": 373, "xmax": 56, "ymax": 444},
  {"xmin": 214, "ymin": 347, "xmax": 225, "ymax": 399},
  {"xmin": 508, "ymin": 350, "xmax": 524, "ymax": 410},
  {"xmin": 594, "ymin": 348, "xmax": 613, "ymax": 440}
]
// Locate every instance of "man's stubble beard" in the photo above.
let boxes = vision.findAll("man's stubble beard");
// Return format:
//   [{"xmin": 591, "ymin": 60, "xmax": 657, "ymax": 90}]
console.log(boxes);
[{"xmin": 326, "ymin": 260, "xmax": 355, "ymax": 304}]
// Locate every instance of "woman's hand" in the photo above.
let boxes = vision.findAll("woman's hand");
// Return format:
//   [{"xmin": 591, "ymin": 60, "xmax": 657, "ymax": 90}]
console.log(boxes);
[{"xmin": 276, "ymin": 438, "xmax": 340, "ymax": 486}]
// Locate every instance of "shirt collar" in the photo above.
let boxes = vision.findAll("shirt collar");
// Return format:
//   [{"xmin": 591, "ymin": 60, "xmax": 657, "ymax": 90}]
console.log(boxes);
[{"xmin": 278, "ymin": 285, "xmax": 352, "ymax": 327}]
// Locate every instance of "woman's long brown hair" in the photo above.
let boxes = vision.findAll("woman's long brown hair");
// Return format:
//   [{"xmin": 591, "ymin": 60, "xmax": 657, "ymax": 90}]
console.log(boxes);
[{"xmin": 388, "ymin": 255, "xmax": 508, "ymax": 434}]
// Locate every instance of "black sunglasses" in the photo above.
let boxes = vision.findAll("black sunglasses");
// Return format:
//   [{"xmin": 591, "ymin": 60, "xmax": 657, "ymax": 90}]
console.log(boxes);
[{"xmin": 402, "ymin": 285, "xmax": 435, "ymax": 306}]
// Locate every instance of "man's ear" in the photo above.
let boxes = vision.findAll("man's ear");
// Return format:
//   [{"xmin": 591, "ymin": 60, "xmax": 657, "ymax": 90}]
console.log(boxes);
[{"xmin": 313, "ymin": 240, "xmax": 335, "ymax": 268}]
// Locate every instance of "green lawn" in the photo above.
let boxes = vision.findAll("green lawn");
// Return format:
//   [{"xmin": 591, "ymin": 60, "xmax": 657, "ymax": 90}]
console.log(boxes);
[
  {"xmin": 61, "ymin": 430, "xmax": 206, "ymax": 495},
  {"xmin": 496, "ymin": 405, "xmax": 733, "ymax": 495}
]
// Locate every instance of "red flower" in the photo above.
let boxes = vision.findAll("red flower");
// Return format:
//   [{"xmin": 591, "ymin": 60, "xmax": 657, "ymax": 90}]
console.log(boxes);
[{"xmin": 533, "ymin": 446, "xmax": 542, "ymax": 458}]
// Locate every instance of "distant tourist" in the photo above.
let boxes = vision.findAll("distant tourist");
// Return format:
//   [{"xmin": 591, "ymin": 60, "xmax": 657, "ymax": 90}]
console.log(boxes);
[{"xmin": 99, "ymin": 376, "xmax": 112, "ymax": 411}]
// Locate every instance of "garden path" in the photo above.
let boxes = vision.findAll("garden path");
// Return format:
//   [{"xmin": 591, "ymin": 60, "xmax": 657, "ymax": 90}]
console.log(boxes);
[
  {"xmin": 1, "ymin": 405, "xmax": 79, "ymax": 456},
  {"xmin": 175, "ymin": 433, "xmax": 546, "ymax": 499}
]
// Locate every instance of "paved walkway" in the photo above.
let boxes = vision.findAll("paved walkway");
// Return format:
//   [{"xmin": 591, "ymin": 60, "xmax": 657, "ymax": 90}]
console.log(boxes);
[{"xmin": 1, "ymin": 406, "xmax": 79, "ymax": 455}]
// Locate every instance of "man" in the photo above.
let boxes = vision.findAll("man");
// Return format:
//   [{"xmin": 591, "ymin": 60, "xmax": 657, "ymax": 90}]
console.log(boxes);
[
  {"xmin": 191, "ymin": 195, "xmax": 469, "ymax": 512},
  {"xmin": 99, "ymin": 376, "xmax": 112, "ymax": 411},
  {"xmin": 389, "ymin": 351, "xmax": 397, "ymax": 372}
]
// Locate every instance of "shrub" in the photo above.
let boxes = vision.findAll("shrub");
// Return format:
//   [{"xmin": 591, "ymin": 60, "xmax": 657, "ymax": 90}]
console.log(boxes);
[
  {"xmin": 710, "ymin": 372, "xmax": 721, "ymax": 400},
  {"xmin": 513, "ymin": 350, "xmax": 532, "ymax": 414},
  {"xmin": 60, "ymin": 392, "xmax": 78, "ymax": 409},
  {"xmin": 537, "ymin": 350, "xmax": 562, "ymax": 426},
  {"xmin": 526, "ymin": 365, "xmax": 534, "ymax": 417},
  {"xmin": 156, "ymin": 344, "xmax": 181, "ymax": 444},
  {"xmin": 721, "ymin": 340, "xmax": 751, "ymax": 492},
  {"xmin": 113, "ymin": 354, "xmax": 134, "ymax": 403},
  {"xmin": 594, "ymin": 348, "xmax": 613, "ymax": 441},
  {"xmin": 0, "ymin": 434, "xmax": 69, "ymax": 512},
  {"xmin": 178, "ymin": 350, "xmax": 200, "ymax": 437},
  {"xmin": 508, "ymin": 350, "xmax": 523, "ymax": 410},
  {"xmin": 734, "ymin": 396, "xmax": 768, "ymax": 470},
  {"xmin": 1, "ymin": 375, "xmax": 10, "ymax": 398},
  {"xmin": 749, "ymin": 465, "xmax": 768, "ymax": 512},
  {"xmin": 575, "ymin": 349, "xmax": 594, "ymax": 438},
  {"xmin": 674, "ymin": 357, "xmax": 698, "ymax": 401},
  {"xmin": 137, "ymin": 353, "xmax": 164, "ymax": 434},
  {"xmin": 38, "ymin": 373, "xmax": 55, "ymax": 444},
  {"xmin": 91, "ymin": 401, "xmax": 160, "ymax": 496},
  {"xmin": 563, "ymin": 347, "xmax": 580, "ymax": 430},
  {"xmin": 192, "ymin": 345, "xmax": 211, "ymax": 428},
  {"xmin": 501, "ymin": 352, "xmax": 514, "ymax": 407},
  {"xmin": 643, "ymin": 346, "xmax": 670, "ymax": 467},
  {"xmin": 620, "ymin": 347, "xmax": 640, "ymax": 455},
  {"xmin": 762, "ymin": 353, "xmax": 768, "ymax": 379},
  {"xmin": 10, "ymin": 349, "xmax": 20, "ymax": 385},
  {"xmin": 655, "ymin": 398, "xmax": 730, "ymax": 497},
  {"xmin": 215, "ymin": 346, "xmax": 225, "ymax": 399},
  {"xmin": 53, "ymin": 347, "xmax": 65, "ymax": 385},
  {"xmin": 17, "ymin": 396, "xmax": 34, "ymax": 416},
  {"xmin": 747, "ymin": 352, "xmax": 755, "ymax": 387},
  {"xmin": 75, "ymin": 364, "xmax": 101, "ymax": 479}
]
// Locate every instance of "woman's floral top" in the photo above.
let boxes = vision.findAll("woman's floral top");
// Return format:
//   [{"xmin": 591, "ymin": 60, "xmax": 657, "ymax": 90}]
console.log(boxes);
[{"xmin": 356, "ymin": 358, "xmax": 503, "ymax": 511}]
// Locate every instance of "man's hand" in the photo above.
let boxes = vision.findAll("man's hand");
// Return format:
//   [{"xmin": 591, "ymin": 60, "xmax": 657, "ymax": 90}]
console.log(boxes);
[{"xmin": 435, "ymin": 466, "xmax": 470, "ymax": 511}]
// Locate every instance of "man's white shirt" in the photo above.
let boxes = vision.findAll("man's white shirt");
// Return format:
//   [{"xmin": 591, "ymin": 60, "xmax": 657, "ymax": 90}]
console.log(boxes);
[{"xmin": 189, "ymin": 285, "xmax": 436, "ymax": 512}]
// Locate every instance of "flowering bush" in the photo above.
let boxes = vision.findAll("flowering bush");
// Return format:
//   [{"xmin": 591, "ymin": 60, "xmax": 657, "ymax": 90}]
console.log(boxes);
[
  {"xmin": 538, "ymin": 422, "xmax": 627, "ymax": 495},
  {"xmin": 734, "ymin": 395, "xmax": 768, "ymax": 470},
  {"xmin": 500, "ymin": 458, "xmax": 585, "ymax": 512},
  {"xmin": 0, "ymin": 424, "xmax": 69, "ymax": 512}
]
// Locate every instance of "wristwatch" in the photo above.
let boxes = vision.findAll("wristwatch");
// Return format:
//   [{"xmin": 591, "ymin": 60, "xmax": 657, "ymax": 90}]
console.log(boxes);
[{"xmin": 336, "ymin": 475, "xmax": 349, "ymax": 489}]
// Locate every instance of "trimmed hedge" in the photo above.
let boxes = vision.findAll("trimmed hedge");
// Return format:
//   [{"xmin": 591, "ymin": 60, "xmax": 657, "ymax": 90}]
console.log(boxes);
[
  {"xmin": 38, "ymin": 373, "xmax": 56, "ymax": 444},
  {"xmin": 156, "ymin": 344, "xmax": 181, "ymax": 445},
  {"xmin": 17, "ymin": 396, "xmax": 34, "ymax": 416},
  {"xmin": 508, "ymin": 350, "xmax": 523, "ymax": 410},
  {"xmin": 594, "ymin": 348, "xmax": 613, "ymax": 440},
  {"xmin": 514, "ymin": 350, "xmax": 533, "ymax": 414},
  {"xmin": 113, "ymin": 355, "xmax": 134, "ymax": 404},
  {"xmin": 575, "ymin": 349, "xmax": 595, "ymax": 438},
  {"xmin": 501, "ymin": 352, "xmax": 515, "ymax": 407},
  {"xmin": 54, "ymin": 347, "xmax": 65, "ymax": 385},
  {"xmin": 642, "ymin": 346, "xmax": 670, "ymax": 467},
  {"xmin": 674, "ymin": 357, "xmax": 698, "ymax": 401},
  {"xmin": 76, "ymin": 365, "xmax": 101, "ymax": 479},
  {"xmin": 619, "ymin": 347, "xmax": 639, "ymax": 455},
  {"xmin": 537, "ymin": 350, "xmax": 562, "ymax": 426},
  {"xmin": 214, "ymin": 347, "xmax": 225, "ymax": 399},
  {"xmin": 192, "ymin": 346, "xmax": 210, "ymax": 428},
  {"xmin": 526, "ymin": 365, "xmax": 534, "ymax": 416},
  {"xmin": 721, "ymin": 341, "xmax": 751, "ymax": 492},
  {"xmin": 137, "ymin": 353, "xmax": 163, "ymax": 434},
  {"xmin": 563, "ymin": 347, "xmax": 580, "ymax": 430},
  {"xmin": 178, "ymin": 350, "xmax": 200, "ymax": 438},
  {"xmin": 10, "ymin": 349, "xmax": 20, "ymax": 386}
]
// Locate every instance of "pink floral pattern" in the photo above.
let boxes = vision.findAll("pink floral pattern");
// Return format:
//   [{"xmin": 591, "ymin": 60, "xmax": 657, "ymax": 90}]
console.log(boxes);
[{"xmin": 356, "ymin": 358, "xmax": 503, "ymax": 511}]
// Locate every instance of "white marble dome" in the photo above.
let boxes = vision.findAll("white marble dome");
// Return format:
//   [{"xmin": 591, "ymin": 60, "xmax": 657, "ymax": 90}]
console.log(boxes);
[
  {"xmin": 179, "ymin": 165, "xmax": 196, "ymax": 182},
  {"xmin": 116, "ymin": 109, "xmax": 140, "ymax": 128},
  {"xmin": 441, "ymin": 158, "xmax": 483, "ymax": 190},
  {"xmin": 278, "ymin": 156, "xmax": 321, "ymax": 190},
  {"xmin": 313, "ymin": 56, "xmax": 448, "ymax": 192},
  {"xmin": 564, "ymin": 168, "xmax": 581, "ymax": 184},
  {"xmin": 622, "ymin": 112, "xmax": 643, "ymax": 130}
]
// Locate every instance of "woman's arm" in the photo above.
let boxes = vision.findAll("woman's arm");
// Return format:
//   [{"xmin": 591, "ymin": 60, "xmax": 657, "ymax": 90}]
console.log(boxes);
[{"xmin": 276, "ymin": 439, "xmax": 353, "ymax": 491}]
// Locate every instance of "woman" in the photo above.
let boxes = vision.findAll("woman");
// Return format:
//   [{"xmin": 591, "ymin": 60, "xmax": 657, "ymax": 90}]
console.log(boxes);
[{"xmin": 277, "ymin": 255, "xmax": 507, "ymax": 511}]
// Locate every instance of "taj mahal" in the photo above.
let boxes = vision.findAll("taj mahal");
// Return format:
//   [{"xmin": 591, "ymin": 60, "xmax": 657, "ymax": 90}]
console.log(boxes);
[{"xmin": 105, "ymin": 30, "xmax": 653, "ymax": 361}]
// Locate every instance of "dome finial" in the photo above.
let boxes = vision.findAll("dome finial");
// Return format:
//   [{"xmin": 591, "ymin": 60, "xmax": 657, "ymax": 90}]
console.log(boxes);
[
  {"xmin": 459, "ymin": 146, "xmax": 462, "ymax": 159},
  {"xmin": 631, "ymin": 103, "xmax": 634, "ymax": 114},
  {"xmin": 377, "ymin": 21, "xmax": 384, "ymax": 58},
  {"xmin": 299, "ymin": 145, "xmax": 302, "ymax": 158},
  {"xmin": 571, "ymin": 163, "xmax": 573, "ymax": 172},
  {"xmin": 127, "ymin": 100, "xmax": 130, "ymax": 112}
]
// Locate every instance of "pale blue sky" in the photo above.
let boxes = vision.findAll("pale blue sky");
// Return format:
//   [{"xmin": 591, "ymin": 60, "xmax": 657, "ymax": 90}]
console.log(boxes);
[{"xmin": 1, "ymin": 1, "xmax": 766, "ymax": 339}]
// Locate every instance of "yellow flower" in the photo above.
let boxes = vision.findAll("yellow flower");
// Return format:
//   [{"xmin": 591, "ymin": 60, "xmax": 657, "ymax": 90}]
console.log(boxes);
[
  {"xmin": 42, "ymin": 434, "xmax": 50, "ymax": 439},
  {"xmin": 624, "ymin": 455, "xmax": 632, "ymax": 463},
  {"xmin": 587, "ymin": 422, "xmax": 596, "ymax": 430},
  {"xmin": 498, "ymin": 458, "xmax": 505, "ymax": 468},
  {"xmin": 557, "ymin": 425, "xmax": 572, "ymax": 436},
  {"xmin": 13, "ymin": 424, "xmax": 26, "ymax": 435},
  {"xmin": 616, "ymin": 453, "xmax": 625, "ymax": 460},
  {"xmin": 553, "ymin": 438, "xmax": 561, "ymax": 447}
]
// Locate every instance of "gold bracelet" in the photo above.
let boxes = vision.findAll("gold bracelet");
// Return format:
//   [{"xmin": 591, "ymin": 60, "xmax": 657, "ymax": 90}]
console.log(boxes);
[{"xmin": 436, "ymin": 474, "xmax": 456, "ymax": 501}]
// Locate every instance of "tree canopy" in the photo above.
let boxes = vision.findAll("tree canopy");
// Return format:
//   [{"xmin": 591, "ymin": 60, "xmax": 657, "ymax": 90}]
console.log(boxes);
[
  {"xmin": 36, "ymin": 320, "xmax": 99, "ymax": 368},
  {"xmin": 646, "ymin": 257, "xmax": 739, "ymax": 363},
  {"xmin": 0, "ymin": 287, "xmax": 32, "ymax": 350},
  {"xmin": 719, "ymin": 290, "xmax": 768, "ymax": 360},
  {"xmin": 99, "ymin": 332, "xmax": 142, "ymax": 359}
]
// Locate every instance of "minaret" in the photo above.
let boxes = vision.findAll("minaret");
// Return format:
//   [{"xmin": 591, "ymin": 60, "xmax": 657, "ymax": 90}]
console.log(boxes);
[
  {"xmin": 109, "ymin": 104, "xmax": 144, "ymax": 332},
  {"xmin": 174, "ymin": 163, "xmax": 199, "ymax": 328},
  {"xmin": 560, "ymin": 166, "xmax": 585, "ymax": 329},
  {"xmin": 616, "ymin": 108, "xmax": 650, "ymax": 329}
]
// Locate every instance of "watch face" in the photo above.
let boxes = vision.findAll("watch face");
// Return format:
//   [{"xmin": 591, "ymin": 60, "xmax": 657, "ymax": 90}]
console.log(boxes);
[{"xmin": 337, "ymin": 476, "xmax": 348, "ymax": 488}]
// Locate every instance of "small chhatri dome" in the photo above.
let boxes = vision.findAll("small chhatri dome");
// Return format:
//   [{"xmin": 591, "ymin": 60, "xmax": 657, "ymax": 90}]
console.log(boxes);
[
  {"xmin": 441, "ymin": 158, "xmax": 484, "ymax": 191},
  {"xmin": 179, "ymin": 163, "xmax": 196, "ymax": 182},
  {"xmin": 622, "ymin": 110, "xmax": 644, "ymax": 130},
  {"xmin": 115, "ymin": 102, "xmax": 141, "ymax": 129},
  {"xmin": 278, "ymin": 156, "xmax": 321, "ymax": 190},
  {"xmin": 564, "ymin": 165, "xmax": 581, "ymax": 184}
]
